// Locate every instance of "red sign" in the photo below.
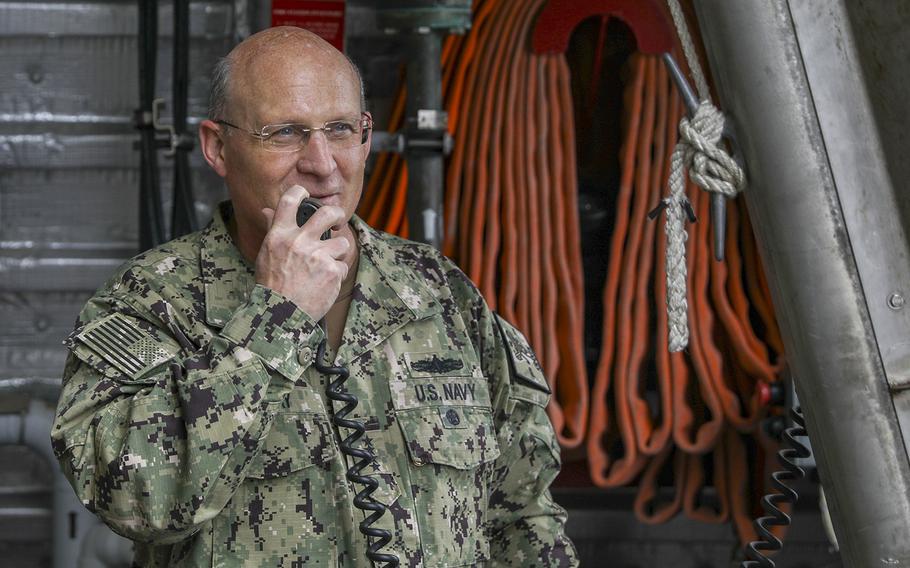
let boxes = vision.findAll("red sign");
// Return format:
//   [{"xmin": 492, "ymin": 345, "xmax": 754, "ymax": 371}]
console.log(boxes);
[{"xmin": 271, "ymin": 0, "xmax": 346, "ymax": 51}]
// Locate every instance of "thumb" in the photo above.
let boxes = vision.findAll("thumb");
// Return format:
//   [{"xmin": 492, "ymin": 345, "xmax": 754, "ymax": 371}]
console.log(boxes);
[{"xmin": 262, "ymin": 207, "xmax": 275, "ymax": 227}]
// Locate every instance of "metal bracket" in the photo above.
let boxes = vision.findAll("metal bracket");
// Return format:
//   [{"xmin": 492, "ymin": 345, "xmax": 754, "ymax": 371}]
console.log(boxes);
[
  {"xmin": 416, "ymin": 109, "xmax": 448, "ymax": 130},
  {"xmin": 132, "ymin": 98, "xmax": 194, "ymax": 156},
  {"xmin": 151, "ymin": 99, "xmax": 178, "ymax": 157},
  {"xmin": 408, "ymin": 109, "xmax": 451, "ymax": 154},
  {"xmin": 375, "ymin": 0, "xmax": 472, "ymax": 33}
]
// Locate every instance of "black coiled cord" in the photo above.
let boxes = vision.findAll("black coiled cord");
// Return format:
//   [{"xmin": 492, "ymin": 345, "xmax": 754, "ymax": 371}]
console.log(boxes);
[
  {"xmin": 742, "ymin": 406, "xmax": 811, "ymax": 567},
  {"xmin": 314, "ymin": 338, "xmax": 399, "ymax": 568}
]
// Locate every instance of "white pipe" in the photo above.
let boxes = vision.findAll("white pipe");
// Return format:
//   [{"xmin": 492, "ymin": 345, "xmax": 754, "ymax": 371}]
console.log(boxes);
[{"xmin": 0, "ymin": 399, "xmax": 129, "ymax": 568}]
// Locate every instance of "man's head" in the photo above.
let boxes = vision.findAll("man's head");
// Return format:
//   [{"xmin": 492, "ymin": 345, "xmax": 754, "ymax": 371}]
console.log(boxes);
[{"xmin": 199, "ymin": 26, "xmax": 371, "ymax": 244}]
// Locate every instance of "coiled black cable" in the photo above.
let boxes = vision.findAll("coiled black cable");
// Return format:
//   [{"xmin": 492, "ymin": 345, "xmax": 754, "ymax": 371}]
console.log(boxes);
[
  {"xmin": 299, "ymin": 198, "xmax": 397, "ymax": 566},
  {"xmin": 742, "ymin": 406, "xmax": 811, "ymax": 567},
  {"xmin": 314, "ymin": 338, "xmax": 399, "ymax": 567}
]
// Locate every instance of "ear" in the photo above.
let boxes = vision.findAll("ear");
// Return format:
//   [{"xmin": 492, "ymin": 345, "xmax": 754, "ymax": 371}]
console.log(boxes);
[
  {"xmin": 199, "ymin": 119, "xmax": 228, "ymax": 178},
  {"xmin": 359, "ymin": 111, "xmax": 373, "ymax": 161}
]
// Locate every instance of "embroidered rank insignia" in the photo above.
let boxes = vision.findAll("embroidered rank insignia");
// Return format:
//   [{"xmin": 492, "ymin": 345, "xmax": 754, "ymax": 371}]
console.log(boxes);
[
  {"xmin": 410, "ymin": 354, "xmax": 464, "ymax": 374},
  {"xmin": 75, "ymin": 313, "xmax": 176, "ymax": 377}
]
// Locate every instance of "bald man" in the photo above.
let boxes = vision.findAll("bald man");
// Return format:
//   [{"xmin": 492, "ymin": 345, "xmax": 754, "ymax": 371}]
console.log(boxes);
[{"xmin": 52, "ymin": 27, "xmax": 578, "ymax": 567}]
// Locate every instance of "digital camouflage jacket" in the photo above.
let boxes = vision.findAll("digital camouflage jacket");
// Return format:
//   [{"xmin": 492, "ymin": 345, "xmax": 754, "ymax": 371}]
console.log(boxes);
[{"xmin": 52, "ymin": 203, "xmax": 578, "ymax": 567}]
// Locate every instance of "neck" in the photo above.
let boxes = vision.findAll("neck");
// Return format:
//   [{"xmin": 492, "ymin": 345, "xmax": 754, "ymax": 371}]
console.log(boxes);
[{"xmin": 229, "ymin": 214, "xmax": 264, "ymax": 266}]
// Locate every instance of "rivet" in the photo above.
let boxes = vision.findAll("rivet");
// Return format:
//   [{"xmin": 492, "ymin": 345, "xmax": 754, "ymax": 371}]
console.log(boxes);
[
  {"xmin": 888, "ymin": 293, "xmax": 905, "ymax": 310},
  {"xmin": 26, "ymin": 64, "xmax": 44, "ymax": 84}
]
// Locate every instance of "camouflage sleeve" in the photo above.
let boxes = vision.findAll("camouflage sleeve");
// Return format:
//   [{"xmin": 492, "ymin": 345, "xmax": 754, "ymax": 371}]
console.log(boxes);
[
  {"xmin": 483, "ymin": 313, "xmax": 579, "ymax": 566},
  {"xmin": 51, "ymin": 270, "xmax": 324, "ymax": 545}
]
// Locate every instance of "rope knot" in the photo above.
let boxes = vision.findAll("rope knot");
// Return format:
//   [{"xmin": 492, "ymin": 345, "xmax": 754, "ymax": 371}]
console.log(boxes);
[
  {"xmin": 657, "ymin": 100, "xmax": 746, "ymax": 353},
  {"xmin": 678, "ymin": 100, "xmax": 745, "ymax": 198}
]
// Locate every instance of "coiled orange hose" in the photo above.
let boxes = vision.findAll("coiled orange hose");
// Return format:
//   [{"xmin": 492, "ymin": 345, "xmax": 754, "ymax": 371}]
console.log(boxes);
[{"xmin": 356, "ymin": 0, "xmax": 787, "ymax": 545}]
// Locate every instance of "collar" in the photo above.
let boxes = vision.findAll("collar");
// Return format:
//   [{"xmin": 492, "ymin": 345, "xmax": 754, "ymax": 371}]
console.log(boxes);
[
  {"xmin": 200, "ymin": 202, "xmax": 256, "ymax": 327},
  {"xmin": 200, "ymin": 203, "xmax": 442, "ymax": 361},
  {"xmin": 336, "ymin": 216, "xmax": 442, "ymax": 364}
]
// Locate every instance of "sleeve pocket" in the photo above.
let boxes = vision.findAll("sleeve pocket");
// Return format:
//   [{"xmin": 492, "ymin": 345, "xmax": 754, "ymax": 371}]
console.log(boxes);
[{"xmin": 246, "ymin": 412, "xmax": 336, "ymax": 479}]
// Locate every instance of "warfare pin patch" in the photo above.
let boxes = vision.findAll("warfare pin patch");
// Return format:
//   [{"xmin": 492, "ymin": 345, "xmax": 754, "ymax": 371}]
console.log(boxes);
[
  {"xmin": 410, "ymin": 354, "xmax": 463, "ymax": 374},
  {"xmin": 75, "ymin": 313, "xmax": 177, "ymax": 378},
  {"xmin": 403, "ymin": 351, "xmax": 472, "ymax": 377}
]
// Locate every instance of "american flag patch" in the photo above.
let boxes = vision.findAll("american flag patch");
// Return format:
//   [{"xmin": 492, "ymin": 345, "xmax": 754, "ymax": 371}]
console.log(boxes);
[{"xmin": 75, "ymin": 313, "xmax": 175, "ymax": 377}]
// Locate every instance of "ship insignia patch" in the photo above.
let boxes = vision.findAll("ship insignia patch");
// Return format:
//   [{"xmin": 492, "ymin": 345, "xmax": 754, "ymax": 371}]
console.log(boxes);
[{"xmin": 410, "ymin": 354, "xmax": 464, "ymax": 374}]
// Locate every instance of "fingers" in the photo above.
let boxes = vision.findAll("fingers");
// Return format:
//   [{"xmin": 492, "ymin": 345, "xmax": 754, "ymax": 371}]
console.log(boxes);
[
  {"xmin": 272, "ymin": 185, "xmax": 310, "ymax": 227},
  {"xmin": 300, "ymin": 205, "xmax": 348, "ymax": 241},
  {"xmin": 317, "ymin": 233, "xmax": 351, "ymax": 260}
]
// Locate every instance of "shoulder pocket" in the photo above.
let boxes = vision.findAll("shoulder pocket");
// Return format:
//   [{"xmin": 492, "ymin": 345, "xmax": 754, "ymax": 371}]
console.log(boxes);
[{"xmin": 493, "ymin": 313, "xmax": 551, "ymax": 407}]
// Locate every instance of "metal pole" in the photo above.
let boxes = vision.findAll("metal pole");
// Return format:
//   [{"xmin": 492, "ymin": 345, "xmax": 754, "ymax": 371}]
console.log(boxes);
[
  {"xmin": 693, "ymin": 1, "xmax": 910, "ymax": 565},
  {"xmin": 404, "ymin": 31, "xmax": 444, "ymax": 248}
]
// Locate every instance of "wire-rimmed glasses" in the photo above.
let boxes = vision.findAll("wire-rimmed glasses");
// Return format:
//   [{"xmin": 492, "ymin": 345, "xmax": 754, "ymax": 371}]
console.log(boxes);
[{"xmin": 216, "ymin": 113, "xmax": 372, "ymax": 152}]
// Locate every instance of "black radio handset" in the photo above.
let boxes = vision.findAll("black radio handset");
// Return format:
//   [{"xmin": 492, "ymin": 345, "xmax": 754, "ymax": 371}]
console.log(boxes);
[{"xmin": 297, "ymin": 199, "xmax": 399, "ymax": 568}]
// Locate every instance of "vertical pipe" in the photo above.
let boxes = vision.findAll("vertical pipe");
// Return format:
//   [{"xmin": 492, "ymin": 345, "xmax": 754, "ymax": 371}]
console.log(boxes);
[
  {"xmin": 692, "ymin": 1, "xmax": 910, "ymax": 565},
  {"xmin": 171, "ymin": 0, "xmax": 198, "ymax": 239},
  {"xmin": 138, "ymin": 0, "xmax": 165, "ymax": 250},
  {"xmin": 0, "ymin": 400, "xmax": 109, "ymax": 568},
  {"xmin": 405, "ymin": 31, "xmax": 444, "ymax": 248}
]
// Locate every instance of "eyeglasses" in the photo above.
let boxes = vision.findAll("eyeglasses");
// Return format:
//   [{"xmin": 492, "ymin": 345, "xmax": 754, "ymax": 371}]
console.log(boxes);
[{"xmin": 216, "ymin": 113, "xmax": 372, "ymax": 153}]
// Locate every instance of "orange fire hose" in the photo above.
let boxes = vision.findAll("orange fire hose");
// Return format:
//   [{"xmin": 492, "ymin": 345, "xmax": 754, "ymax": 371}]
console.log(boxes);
[
  {"xmin": 587, "ymin": 53, "xmax": 646, "ymax": 485},
  {"xmin": 627, "ymin": 56, "xmax": 672, "ymax": 458},
  {"xmin": 548, "ymin": 57, "xmax": 589, "ymax": 447},
  {"xmin": 357, "ymin": 0, "xmax": 788, "ymax": 544},
  {"xmin": 634, "ymin": 445, "xmax": 687, "ymax": 524}
]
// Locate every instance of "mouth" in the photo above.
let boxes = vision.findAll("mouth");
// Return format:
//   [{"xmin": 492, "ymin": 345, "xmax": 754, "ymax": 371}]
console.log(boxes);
[{"xmin": 308, "ymin": 193, "xmax": 340, "ymax": 205}]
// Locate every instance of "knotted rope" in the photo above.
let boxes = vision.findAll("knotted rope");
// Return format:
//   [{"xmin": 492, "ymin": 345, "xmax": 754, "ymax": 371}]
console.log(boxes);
[{"xmin": 660, "ymin": 0, "xmax": 746, "ymax": 352}]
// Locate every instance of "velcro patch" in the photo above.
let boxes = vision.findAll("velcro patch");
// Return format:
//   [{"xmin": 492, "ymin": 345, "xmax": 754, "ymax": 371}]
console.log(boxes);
[
  {"xmin": 389, "ymin": 377, "xmax": 492, "ymax": 410},
  {"xmin": 494, "ymin": 314, "xmax": 551, "ymax": 405},
  {"xmin": 75, "ymin": 313, "xmax": 178, "ymax": 378}
]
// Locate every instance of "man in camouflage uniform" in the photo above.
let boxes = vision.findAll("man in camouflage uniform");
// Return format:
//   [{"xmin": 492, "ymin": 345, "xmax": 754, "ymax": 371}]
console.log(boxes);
[{"xmin": 52, "ymin": 26, "xmax": 578, "ymax": 567}]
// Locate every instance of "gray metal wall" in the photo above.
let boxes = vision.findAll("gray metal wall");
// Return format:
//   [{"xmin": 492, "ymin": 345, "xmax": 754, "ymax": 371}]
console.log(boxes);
[
  {"xmin": 0, "ymin": 2, "xmax": 235, "ymax": 565},
  {"xmin": 0, "ymin": 1, "xmax": 233, "ymax": 385}
]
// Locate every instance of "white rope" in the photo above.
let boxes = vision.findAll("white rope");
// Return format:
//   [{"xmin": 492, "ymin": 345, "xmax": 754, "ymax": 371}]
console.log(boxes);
[
  {"xmin": 662, "ymin": 0, "xmax": 746, "ymax": 352},
  {"xmin": 666, "ymin": 0, "xmax": 711, "ymax": 100}
]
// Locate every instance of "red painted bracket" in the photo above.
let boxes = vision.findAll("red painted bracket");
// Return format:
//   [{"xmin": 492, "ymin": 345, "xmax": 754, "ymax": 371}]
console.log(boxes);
[{"xmin": 532, "ymin": 0, "xmax": 675, "ymax": 55}]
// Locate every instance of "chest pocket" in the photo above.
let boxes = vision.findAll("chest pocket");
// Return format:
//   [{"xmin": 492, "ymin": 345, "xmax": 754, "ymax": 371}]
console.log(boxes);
[{"xmin": 391, "ymin": 351, "xmax": 501, "ymax": 567}]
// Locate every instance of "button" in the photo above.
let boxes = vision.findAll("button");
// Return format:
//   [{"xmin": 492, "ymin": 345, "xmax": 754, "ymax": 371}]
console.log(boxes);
[
  {"xmin": 297, "ymin": 347, "xmax": 313, "ymax": 365},
  {"xmin": 412, "ymin": 457, "xmax": 425, "ymax": 466}
]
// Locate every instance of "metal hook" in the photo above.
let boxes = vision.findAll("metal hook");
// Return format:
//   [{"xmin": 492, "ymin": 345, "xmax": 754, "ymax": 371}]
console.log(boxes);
[
  {"xmin": 662, "ymin": 53, "xmax": 731, "ymax": 262},
  {"xmin": 151, "ymin": 98, "xmax": 178, "ymax": 157}
]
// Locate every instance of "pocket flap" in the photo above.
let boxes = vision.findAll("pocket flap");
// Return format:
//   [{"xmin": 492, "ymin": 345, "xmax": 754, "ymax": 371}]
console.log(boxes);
[
  {"xmin": 246, "ymin": 412, "xmax": 335, "ymax": 479},
  {"xmin": 396, "ymin": 406, "xmax": 500, "ymax": 469}
]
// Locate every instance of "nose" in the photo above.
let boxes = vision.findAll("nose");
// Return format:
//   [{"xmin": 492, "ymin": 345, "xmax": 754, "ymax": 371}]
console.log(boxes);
[{"xmin": 296, "ymin": 131, "xmax": 336, "ymax": 178}]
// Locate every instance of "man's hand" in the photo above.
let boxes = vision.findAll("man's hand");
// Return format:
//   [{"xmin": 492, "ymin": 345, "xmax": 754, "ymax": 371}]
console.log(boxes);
[{"xmin": 255, "ymin": 185, "xmax": 351, "ymax": 321}]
